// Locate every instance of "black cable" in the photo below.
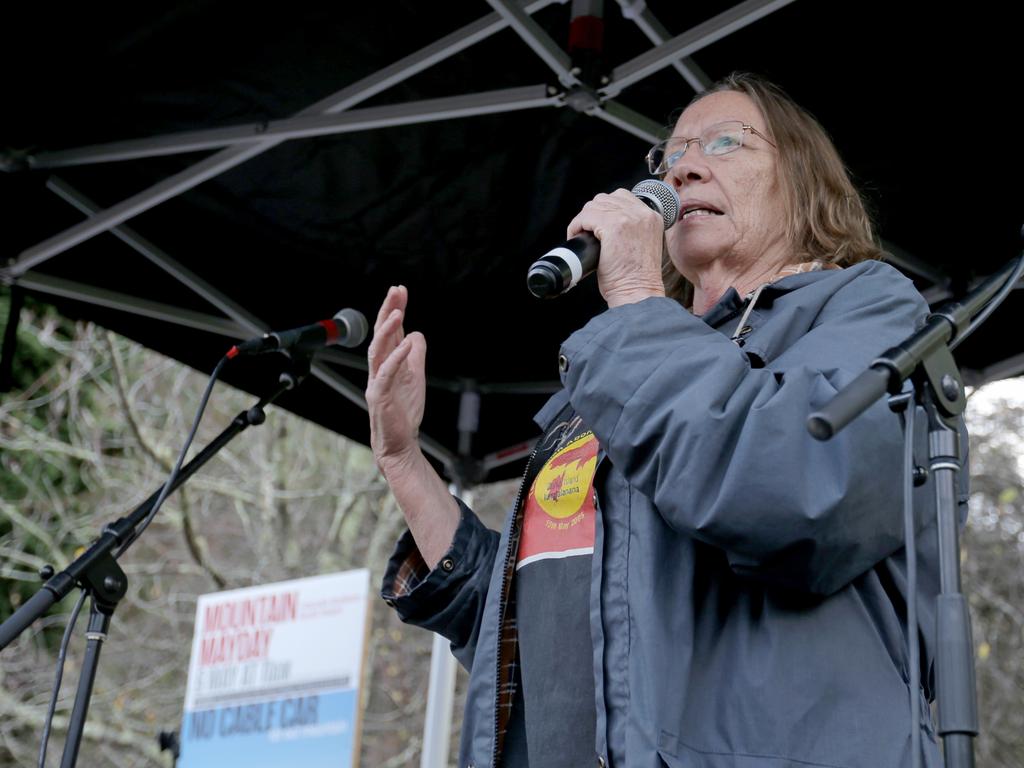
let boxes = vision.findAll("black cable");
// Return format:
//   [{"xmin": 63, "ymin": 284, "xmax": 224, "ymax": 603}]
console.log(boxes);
[
  {"xmin": 38, "ymin": 591, "xmax": 87, "ymax": 768},
  {"xmin": 34, "ymin": 354, "xmax": 233, "ymax": 765},
  {"xmin": 950, "ymin": 252, "xmax": 1024, "ymax": 352},
  {"xmin": 902, "ymin": 393, "xmax": 921, "ymax": 768},
  {"xmin": 115, "ymin": 355, "xmax": 229, "ymax": 558}
]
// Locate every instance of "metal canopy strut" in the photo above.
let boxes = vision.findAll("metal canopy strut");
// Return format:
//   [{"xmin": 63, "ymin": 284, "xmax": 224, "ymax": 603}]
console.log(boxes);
[
  {"xmin": 0, "ymin": 0, "xmax": 823, "ymax": 481},
  {"xmin": 27, "ymin": 87, "xmax": 561, "ymax": 169},
  {"xmin": 3, "ymin": 0, "xmax": 565, "ymax": 277},
  {"xmin": 600, "ymin": 0, "xmax": 797, "ymax": 97},
  {"xmin": 612, "ymin": 0, "xmax": 712, "ymax": 92},
  {"xmin": 31, "ymin": 177, "xmax": 460, "ymax": 471},
  {"xmin": 5, "ymin": 0, "xmax": 812, "ymax": 279}
]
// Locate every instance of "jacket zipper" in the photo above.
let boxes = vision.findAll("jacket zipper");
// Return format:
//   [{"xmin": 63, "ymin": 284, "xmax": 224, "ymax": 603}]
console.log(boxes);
[
  {"xmin": 731, "ymin": 283, "xmax": 767, "ymax": 342},
  {"xmin": 490, "ymin": 440, "xmax": 540, "ymax": 768}
]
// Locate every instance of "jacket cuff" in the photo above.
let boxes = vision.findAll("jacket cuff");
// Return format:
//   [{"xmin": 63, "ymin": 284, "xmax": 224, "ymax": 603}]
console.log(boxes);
[{"xmin": 380, "ymin": 497, "xmax": 493, "ymax": 622}]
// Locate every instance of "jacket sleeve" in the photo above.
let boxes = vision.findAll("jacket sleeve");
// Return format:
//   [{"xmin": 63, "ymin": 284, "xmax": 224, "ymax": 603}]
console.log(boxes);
[
  {"xmin": 559, "ymin": 266, "xmax": 930, "ymax": 595},
  {"xmin": 380, "ymin": 499, "xmax": 500, "ymax": 670}
]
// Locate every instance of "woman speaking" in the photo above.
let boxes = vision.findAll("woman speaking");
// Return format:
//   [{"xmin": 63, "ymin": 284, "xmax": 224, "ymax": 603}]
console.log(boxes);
[{"xmin": 366, "ymin": 73, "xmax": 946, "ymax": 768}]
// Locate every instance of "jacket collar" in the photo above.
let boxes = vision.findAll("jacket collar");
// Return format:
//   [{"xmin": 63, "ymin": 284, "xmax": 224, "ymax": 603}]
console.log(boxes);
[
  {"xmin": 534, "ymin": 388, "xmax": 570, "ymax": 428},
  {"xmin": 700, "ymin": 261, "xmax": 843, "ymax": 329},
  {"xmin": 700, "ymin": 288, "xmax": 745, "ymax": 328}
]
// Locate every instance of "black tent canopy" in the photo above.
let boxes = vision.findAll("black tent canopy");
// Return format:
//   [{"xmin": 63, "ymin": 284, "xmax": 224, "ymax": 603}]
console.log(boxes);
[{"xmin": 2, "ymin": 0, "xmax": 1021, "ymax": 483}]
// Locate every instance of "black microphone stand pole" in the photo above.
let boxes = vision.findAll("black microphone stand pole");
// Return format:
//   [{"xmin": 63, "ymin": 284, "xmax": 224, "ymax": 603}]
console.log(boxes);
[
  {"xmin": 808, "ymin": 256, "xmax": 1023, "ymax": 768},
  {"xmin": 0, "ymin": 356, "xmax": 311, "ymax": 768}
]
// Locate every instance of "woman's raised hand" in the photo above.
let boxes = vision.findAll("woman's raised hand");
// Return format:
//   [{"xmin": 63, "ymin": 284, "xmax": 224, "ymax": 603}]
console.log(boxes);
[{"xmin": 365, "ymin": 285, "xmax": 427, "ymax": 475}]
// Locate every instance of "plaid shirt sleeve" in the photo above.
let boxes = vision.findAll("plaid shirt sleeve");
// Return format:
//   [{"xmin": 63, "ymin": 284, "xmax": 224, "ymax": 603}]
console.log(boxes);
[
  {"xmin": 388, "ymin": 547, "xmax": 430, "ymax": 599},
  {"xmin": 380, "ymin": 497, "xmax": 501, "ymax": 666}
]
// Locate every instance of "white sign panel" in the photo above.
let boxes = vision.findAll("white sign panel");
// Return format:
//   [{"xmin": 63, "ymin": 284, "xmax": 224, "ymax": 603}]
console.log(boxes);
[{"xmin": 179, "ymin": 570, "xmax": 371, "ymax": 767}]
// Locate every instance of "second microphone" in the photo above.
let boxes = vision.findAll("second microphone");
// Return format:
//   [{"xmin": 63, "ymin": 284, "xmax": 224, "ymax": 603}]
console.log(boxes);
[{"xmin": 527, "ymin": 179, "xmax": 681, "ymax": 299}]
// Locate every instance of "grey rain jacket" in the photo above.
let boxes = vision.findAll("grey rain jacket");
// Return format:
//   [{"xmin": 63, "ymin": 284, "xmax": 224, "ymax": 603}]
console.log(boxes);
[{"xmin": 383, "ymin": 260, "xmax": 964, "ymax": 768}]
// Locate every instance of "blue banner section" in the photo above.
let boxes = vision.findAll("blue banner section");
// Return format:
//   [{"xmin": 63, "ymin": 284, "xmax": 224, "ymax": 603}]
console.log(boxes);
[{"xmin": 179, "ymin": 688, "xmax": 356, "ymax": 767}]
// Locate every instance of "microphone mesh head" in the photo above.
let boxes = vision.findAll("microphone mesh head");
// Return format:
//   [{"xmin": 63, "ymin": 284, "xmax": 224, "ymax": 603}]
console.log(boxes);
[
  {"xmin": 332, "ymin": 308, "xmax": 369, "ymax": 347},
  {"xmin": 631, "ymin": 179, "xmax": 681, "ymax": 230}
]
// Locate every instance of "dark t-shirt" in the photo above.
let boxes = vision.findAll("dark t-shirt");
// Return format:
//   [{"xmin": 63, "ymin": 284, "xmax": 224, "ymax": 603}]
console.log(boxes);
[{"xmin": 514, "ymin": 412, "xmax": 600, "ymax": 767}]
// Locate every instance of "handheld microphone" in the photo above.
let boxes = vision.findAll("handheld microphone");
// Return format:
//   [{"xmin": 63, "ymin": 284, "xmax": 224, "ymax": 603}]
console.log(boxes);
[
  {"xmin": 528, "ymin": 180, "xmax": 679, "ymax": 301},
  {"xmin": 527, "ymin": 179, "xmax": 680, "ymax": 299},
  {"xmin": 228, "ymin": 308, "xmax": 369, "ymax": 358}
]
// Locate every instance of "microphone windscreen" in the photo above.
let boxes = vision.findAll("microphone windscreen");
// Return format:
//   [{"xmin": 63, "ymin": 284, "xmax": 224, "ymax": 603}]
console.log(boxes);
[
  {"xmin": 631, "ymin": 179, "xmax": 680, "ymax": 230},
  {"xmin": 333, "ymin": 308, "xmax": 369, "ymax": 347}
]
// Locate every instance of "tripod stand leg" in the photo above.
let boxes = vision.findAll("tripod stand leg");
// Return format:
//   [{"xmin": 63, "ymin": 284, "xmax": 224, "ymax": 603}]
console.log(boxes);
[{"xmin": 60, "ymin": 600, "xmax": 112, "ymax": 768}]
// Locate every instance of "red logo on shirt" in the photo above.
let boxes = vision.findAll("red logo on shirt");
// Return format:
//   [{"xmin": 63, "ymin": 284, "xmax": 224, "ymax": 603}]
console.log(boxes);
[{"xmin": 517, "ymin": 431, "xmax": 598, "ymax": 569}]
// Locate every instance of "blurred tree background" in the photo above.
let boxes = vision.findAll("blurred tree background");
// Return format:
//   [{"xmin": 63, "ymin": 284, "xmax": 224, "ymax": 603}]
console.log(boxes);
[
  {"xmin": 1, "ymin": 298, "xmax": 1022, "ymax": 766},
  {"xmin": 961, "ymin": 381, "xmax": 1024, "ymax": 767},
  {"xmin": 0, "ymin": 299, "xmax": 518, "ymax": 767}
]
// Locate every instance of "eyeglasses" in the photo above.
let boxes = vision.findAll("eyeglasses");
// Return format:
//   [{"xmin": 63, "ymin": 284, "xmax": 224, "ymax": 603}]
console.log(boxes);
[{"xmin": 645, "ymin": 121, "xmax": 776, "ymax": 175}]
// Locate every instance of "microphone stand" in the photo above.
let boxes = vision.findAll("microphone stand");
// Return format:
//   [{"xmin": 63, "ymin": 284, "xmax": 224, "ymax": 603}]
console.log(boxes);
[
  {"xmin": 807, "ymin": 256, "xmax": 1024, "ymax": 768},
  {"xmin": 0, "ymin": 355, "xmax": 311, "ymax": 767}
]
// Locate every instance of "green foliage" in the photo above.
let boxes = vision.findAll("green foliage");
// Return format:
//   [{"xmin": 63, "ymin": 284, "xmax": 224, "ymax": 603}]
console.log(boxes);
[
  {"xmin": 0, "ymin": 296, "xmax": 90, "ymax": 645},
  {"xmin": 0, "ymin": 292, "xmax": 72, "ymax": 393}
]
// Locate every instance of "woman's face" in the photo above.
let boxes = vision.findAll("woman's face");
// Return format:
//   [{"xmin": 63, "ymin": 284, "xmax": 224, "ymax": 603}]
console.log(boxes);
[{"xmin": 663, "ymin": 90, "xmax": 789, "ymax": 281}]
